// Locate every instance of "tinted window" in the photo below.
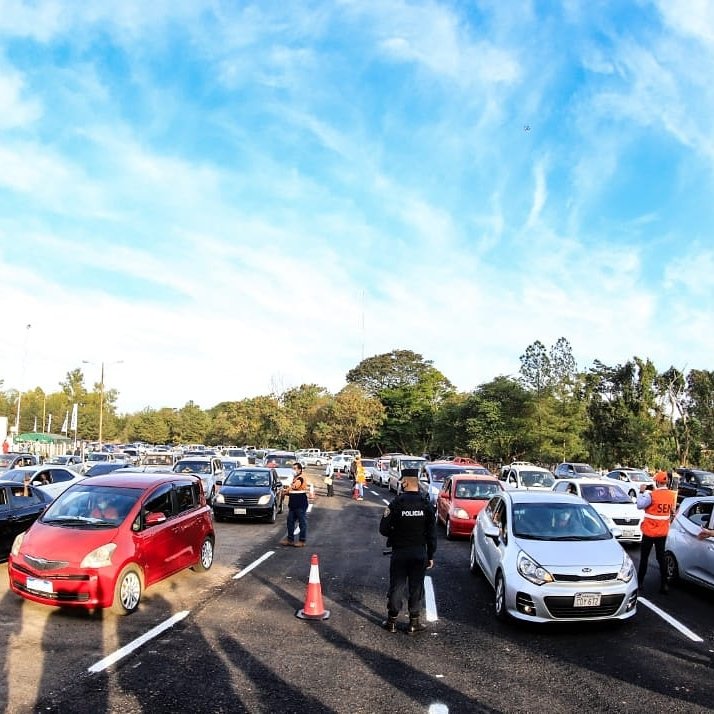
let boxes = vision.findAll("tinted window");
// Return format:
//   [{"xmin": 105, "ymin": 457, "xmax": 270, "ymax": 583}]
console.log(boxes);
[
  {"xmin": 143, "ymin": 484, "xmax": 174, "ymax": 520},
  {"xmin": 50, "ymin": 469, "xmax": 73, "ymax": 483},
  {"xmin": 453, "ymin": 481, "xmax": 500, "ymax": 499},
  {"xmin": 9, "ymin": 486, "xmax": 43, "ymax": 506},
  {"xmin": 175, "ymin": 483, "xmax": 197, "ymax": 513},
  {"xmin": 580, "ymin": 484, "xmax": 630, "ymax": 503},
  {"xmin": 520, "ymin": 471, "xmax": 555, "ymax": 488},
  {"xmin": 512, "ymin": 503, "xmax": 610, "ymax": 540},
  {"xmin": 174, "ymin": 461, "xmax": 212, "ymax": 474},
  {"xmin": 225, "ymin": 470, "xmax": 271, "ymax": 487}
]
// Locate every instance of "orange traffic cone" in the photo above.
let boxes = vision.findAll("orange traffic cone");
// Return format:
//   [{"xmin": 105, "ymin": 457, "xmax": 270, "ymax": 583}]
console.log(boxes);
[{"xmin": 296, "ymin": 553, "xmax": 330, "ymax": 620}]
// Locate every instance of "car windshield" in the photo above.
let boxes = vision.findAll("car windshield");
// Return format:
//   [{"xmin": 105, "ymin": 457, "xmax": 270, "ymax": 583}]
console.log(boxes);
[
  {"xmin": 453, "ymin": 482, "xmax": 500, "ymax": 499},
  {"xmin": 401, "ymin": 460, "xmax": 424, "ymax": 471},
  {"xmin": 574, "ymin": 464, "xmax": 597, "ymax": 474},
  {"xmin": 174, "ymin": 462, "xmax": 212, "ymax": 474},
  {"xmin": 580, "ymin": 484, "xmax": 631, "ymax": 504},
  {"xmin": 265, "ymin": 455, "xmax": 297, "ymax": 467},
  {"xmin": 144, "ymin": 455, "xmax": 173, "ymax": 465},
  {"xmin": 626, "ymin": 471, "xmax": 650, "ymax": 482},
  {"xmin": 361, "ymin": 460, "xmax": 376, "ymax": 468},
  {"xmin": 227, "ymin": 449, "xmax": 246, "ymax": 457},
  {"xmin": 87, "ymin": 452, "xmax": 111, "ymax": 462},
  {"xmin": 512, "ymin": 503, "xmax": 611, "ymax": 540},
  {"xmin": 224, "ymin": 471, "xmax": 271, "ymax": 487},
  {"xmin": 694, "ymin": 472, "xmax": 714, "ymax": 486},
  {"xmin": 3, "ymin": 468, "xmax": 39, "ymax": 482},
  {"xmin": 520, "ymin": 471, "xmax": 555, "ymax": 488},
  {"xmin": 42, "ymin": 485, "xmax": 141, "ymax": 528}
]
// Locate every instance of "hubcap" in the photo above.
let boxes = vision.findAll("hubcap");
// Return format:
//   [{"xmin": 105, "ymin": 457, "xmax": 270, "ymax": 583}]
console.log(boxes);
[
  {"xmin": 201, "ymin": 540, "xmax": 213, "ymax": 568},
  {"xmin": 496, "ymin": 578, "xmax": 504, "ymax": 614},
  {"xmin": 120, "ymin": 572, "xmax": 141, "ymax": 610}
]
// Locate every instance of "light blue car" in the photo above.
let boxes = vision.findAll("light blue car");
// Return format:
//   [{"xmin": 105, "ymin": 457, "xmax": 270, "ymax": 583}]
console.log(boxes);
[{"xmin": 665, "ymin": 496, "xmax": 714, "ymax": 591}]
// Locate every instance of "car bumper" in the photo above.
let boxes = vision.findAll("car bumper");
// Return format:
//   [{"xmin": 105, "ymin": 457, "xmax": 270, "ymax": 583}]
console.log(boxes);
[
  {"xmin": 213, "ymin": 504, "xmax": 273, "ymax": 519},
  {"xmin": 446, "ymin": 517, "xmax": 476, "ymax": 537},
  {"xmin": 504, "ymin": 574, "xmax": 638, "ymax": 623},
  {"xmin": 8, "ymin": 557, "xmax": 115, "ymax": 609}
]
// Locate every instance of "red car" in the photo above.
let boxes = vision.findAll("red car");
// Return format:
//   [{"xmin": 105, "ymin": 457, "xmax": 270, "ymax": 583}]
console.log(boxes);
[
  {"xmin": 8, "ymin": 472, "xmax": 215, "ymax": 615},
  {"xmin": 436, "ymin": 475, "xmax": 503, "ymax": 539}
]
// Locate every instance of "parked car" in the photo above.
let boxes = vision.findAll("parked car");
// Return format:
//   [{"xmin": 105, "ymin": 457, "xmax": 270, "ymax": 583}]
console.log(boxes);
[
  {"xmin": 436, "ymin": 475, "xmax": 503, "ymax": 539},
  {"xmin": 261, "ymin": 451, "xmax": 298, "ymax": 469},
  {"xmin": 0, "ymin": 479, "xmax": 53, "ymax": 560},
  {"xmin": 172, "ymin": 456, "xmax": 224, "ymax": 504},
  {"xmin": 44, "ymin": 454, "xmax": 83, "ymax": 468},
  {"xmin": 325, "ymin": 455, "xmax": 353, "ymax": 477},
  {"xmin": 359, "ymin": 458, "xmax": 377, "ymax": 482},
  {"xmin": 387, "ymin": 455, "xmax": 427, "ymax": 493},
  {"xmin": 664, "ymin": 496, "xmax": 714, "ymax": 592},
  {"xmin": 554, "ymin": 462, "xmax": 598, "ymax": 479},
  {"xmin": 674, "ymin": 468, "xmax": 714, "ymax": 502},
  {"xmin": 224, "ymin": 448, "xmax": 250, "ymax": 466},
  {"xmin": 2, "ymin": 465, "xmax": 86, "ymax": 500},
  {"xmin": 8, "ymin": 472, "xmax": 215, "ymax": 615},
  {"xmin": 499, "ymin": 464, "xmax": 555, "ymax": 491},
  {"xmin": 552, "ymin": 479, "xmax": 644, "ymax": 544},
  {"xmin": 419, "ymin": 461, "xmax": 492, "ymax": 505},
  {"xmin": 213, "ymin": 467, "xmax": 282, "ymax": 522},
  {"xmin": 470, "ymin": 490, "xmax": 638, "ymax": 623},
  {"xmin": 373, "ymin": 457, "xmax": 392, "ymax": 487},
  {"xmin": 604, "ymin": 468, "xmax": 654, "ymax": 499}
]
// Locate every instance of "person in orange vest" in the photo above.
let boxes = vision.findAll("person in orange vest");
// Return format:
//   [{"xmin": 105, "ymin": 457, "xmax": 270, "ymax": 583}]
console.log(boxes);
[{"xmin": 636, "ymin": 469, "xmax": 676, "ymax": 594}]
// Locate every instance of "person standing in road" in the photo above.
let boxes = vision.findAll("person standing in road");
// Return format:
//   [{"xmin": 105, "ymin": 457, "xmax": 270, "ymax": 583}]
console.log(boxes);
[
  {"xmin": 2, "ymin": 438, "xmax": 9, "ymax": 454},
  {"xmin": 324, "ymin": 472, "xmax": 334, "ymax": 497},
  {"xmin": 379, "ymin": 475, "xmax": 437, "ymax": 634},
  {"xmin": 636, "ymin": 469, "xmax": 676, "ymax": 594},
  {"xmin": 280, "ymin": 463, "xmax": 309, "ymax": 548},
  {"xmin": 354, "ymin": 456, "xmax": 366, "ymax": 501}
]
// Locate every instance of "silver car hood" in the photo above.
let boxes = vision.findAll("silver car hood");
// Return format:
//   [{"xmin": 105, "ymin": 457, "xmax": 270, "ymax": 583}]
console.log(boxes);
[{"xmin": 515, "ymin": 537, "xmax": 624, "ymax": 568}]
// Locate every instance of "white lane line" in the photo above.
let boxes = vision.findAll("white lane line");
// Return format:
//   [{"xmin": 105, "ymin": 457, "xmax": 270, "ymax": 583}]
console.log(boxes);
[
  {"xmin": 307, "ymin": 503, "xmax": 313, "ymax": 513},
  {"xmin": 639, "ymin": 597, "xmax": 704, "ymax": 643},
  {"xmin": 233, "ymin": 550, "xmax": 275, "ymax": 580},
  {"xmin": 429, "ymin": 705, "xmax": 449, "ymax": 714},
  {"xmin": 425, "ymin": 575, "xmax": 438, "ymax": 622},
  {"xmin": 370, "ymin": 490, "xmax": 379, "ymax": 496},
  {"xmin": 382, "ymin": 499, "xmax": 390, "ymax": 506},
  {"xmin": 88, "ymin": 610, "xmax": 190, "ymax": 674}
]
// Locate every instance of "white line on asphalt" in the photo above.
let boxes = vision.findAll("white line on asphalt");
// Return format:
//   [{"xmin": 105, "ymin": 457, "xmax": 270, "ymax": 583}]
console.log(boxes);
[
  {"xmin": 370, "ymin": 490, "xmax": 379, "ymax": 496},
  {"xmin": 382, "ymin": 499, "xmax": 390, "ymax": 506},
  {"xmin": 639, "ymin": 597, "xmax": 704, "ymax": 643},
  {"xmin": 425, "ymin": 575, "xmax": 438, "ymax": 622},
  {"xmin": 428, "ymin": 705, "xmax": 449, "ymax": 714},
  {"xmin": 233, "ymin": 550, "xmax": 275, "ymax": 580},
  {"xmin": 88, "ymin": 610, "xmax": 190, "ymax": 674},
  {"xmin": 307, "ymin": 503, "xmax": 313, "ymax": 513}
]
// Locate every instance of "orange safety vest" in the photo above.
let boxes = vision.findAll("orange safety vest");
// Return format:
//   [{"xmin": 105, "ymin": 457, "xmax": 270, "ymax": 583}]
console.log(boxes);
[{"xmin": 641, "ymin": 488, "xmax": 676, "ymax": 538}]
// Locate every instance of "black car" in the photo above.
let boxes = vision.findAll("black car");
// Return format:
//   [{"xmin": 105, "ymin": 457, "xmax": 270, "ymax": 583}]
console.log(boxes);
[
  {"xmin": 674, "ymin": 468, "xmax": 714, "ymax": 502},
  {"xmin": 0, "ymin": 479, "xmax": 53, "ymax": 560},
  {"xmin": 84, "ymin": 462, "xmax": 132, "ymax": 477},
  {"xmin": 213, "ymin": 467, "xmax": 281, "ymax": 522}
]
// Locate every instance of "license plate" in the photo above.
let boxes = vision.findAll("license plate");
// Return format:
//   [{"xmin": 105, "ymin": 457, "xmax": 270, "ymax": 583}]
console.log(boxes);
[
  {"xmin": 233, "ymin": 508, "xmax": 247, "ymax": 515},
  {"xmin": 622, "ymin": 528, "xmax": 637, "ymax": 537},
  {"xmin": 574, "ymin": 593, "xmax": 601, "ymax": 607},
  {"xmin": 27, "ymin": 577, "xmax": 53, "ymax": 594}
]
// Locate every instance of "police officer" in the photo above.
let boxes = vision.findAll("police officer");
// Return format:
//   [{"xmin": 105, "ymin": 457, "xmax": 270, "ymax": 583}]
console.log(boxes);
[{"xmin": 379, "ymin": 474, "xmax": 437, "ymax": 633}]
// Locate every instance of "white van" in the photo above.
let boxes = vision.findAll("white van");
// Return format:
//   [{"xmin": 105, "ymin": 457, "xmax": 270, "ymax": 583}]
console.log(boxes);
[{"xmin": 387, "ymin": 455, "xmax": 427, "ymax": 493}]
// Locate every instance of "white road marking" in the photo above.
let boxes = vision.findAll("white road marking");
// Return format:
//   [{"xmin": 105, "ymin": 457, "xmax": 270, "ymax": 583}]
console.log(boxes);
[
  {"xmin": 425, "ymin": 575, "xmax": 438, "ymax": 622},
  {"xmin": 307, "ymin": 503, "xmax": 313, "ymax": 513},
  {"xmin": 233, "ymin": 550, "xmax": 275, "ymax": 580},
  {"xmin": 88, "ymin": 610, "xmax": 190, "ymax": 674},
  {"xmin": 639, "ymin": 597, "xmax": 704, "ymax": 643},
  {"xmin": 429, "ymin": 704, "xmax": 449, "ymax": 713},
  {"xmin": 382, "ymin": 499, "xmax": 390, "ymax": 505},
  {"xmin": 370, "ymin": 490, "xmax": 379, "ymax": 496}
]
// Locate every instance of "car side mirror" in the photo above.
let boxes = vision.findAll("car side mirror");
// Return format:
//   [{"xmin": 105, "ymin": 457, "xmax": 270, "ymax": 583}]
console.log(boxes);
[
  {"xmin": 610, "ymin": 527, "xmax": 622, "ymax": 538},
  {"xmin": 145, "ymin": 511, "xmax": 167, "ymax": 526},
  {"xmin": 483, "ymin": 523, "xmax": 500, "ymax": 540}
]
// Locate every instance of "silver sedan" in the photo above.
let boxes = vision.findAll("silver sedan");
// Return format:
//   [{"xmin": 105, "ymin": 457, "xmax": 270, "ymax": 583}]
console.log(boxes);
[{"xmin": 470, "ymin": 490, "xmax": 638, "ymax": 623}]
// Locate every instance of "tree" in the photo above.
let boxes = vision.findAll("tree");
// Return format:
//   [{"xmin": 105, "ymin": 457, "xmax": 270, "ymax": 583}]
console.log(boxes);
[{"xmin": 314, "ymin": 385, "xmax": 384, "ymax": 450}]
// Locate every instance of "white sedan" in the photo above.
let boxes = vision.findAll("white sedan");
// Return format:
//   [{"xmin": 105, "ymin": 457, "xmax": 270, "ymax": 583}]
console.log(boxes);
[
  {"xmin": 3, "ymin": 465, "xmax": 85, "ymax": 500},
  {"xmin": 552, "ymin": 478, "xmax": 643, "ymax": 544}
]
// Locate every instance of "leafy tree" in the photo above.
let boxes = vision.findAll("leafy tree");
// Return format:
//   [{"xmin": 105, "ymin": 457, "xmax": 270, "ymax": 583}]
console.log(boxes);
[
  {"xmin": 314, "ymin": 385, "xmax": 384, "ymax": 451},
  {"xmin": 128, "ymin": 408, "xmax": 170, "ymax": 444}
]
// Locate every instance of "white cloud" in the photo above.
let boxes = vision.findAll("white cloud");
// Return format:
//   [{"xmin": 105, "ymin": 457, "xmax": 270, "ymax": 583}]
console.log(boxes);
[{"xmin": 0, "ymin": 66, "xmax": 42, "ymax": 129}]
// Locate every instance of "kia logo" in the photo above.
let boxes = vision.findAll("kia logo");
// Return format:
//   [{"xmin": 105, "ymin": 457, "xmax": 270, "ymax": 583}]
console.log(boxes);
[{"xmin": 582, "ymin": 567, "xmax": 592, "ymax": 573}]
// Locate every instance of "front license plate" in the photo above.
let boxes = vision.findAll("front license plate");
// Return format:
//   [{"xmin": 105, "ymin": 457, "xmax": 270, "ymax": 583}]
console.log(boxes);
[
  {"xmin": 233, "ymin": 508, "xmax": 247, "ymax": 515},
  {"xmin": 574, "ymin": 593, "xmax": 601, "ymax": 607},
  {"xmin": 27, "ymin": 577, "xmax": 53, "ymax": 594},
  {"xmin": 622, "ymin": 528, "xmax": 637, "ymax": 537}
]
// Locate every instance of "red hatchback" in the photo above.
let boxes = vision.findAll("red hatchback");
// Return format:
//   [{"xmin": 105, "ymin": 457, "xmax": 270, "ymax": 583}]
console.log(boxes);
[
  {"xmin": 436, "ymin": 475, "xmax": 503, "ymax": 539},
  {"xmin": 8, "ymin": 473, "xmax": 215, "ymax": 615}
]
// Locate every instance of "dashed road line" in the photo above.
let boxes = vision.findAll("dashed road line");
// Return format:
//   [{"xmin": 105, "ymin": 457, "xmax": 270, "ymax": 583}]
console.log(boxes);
[
  {"xmin": 382, "ymin": 498, "xmax": 390, "ymax": 506},
  {"xmin": 307, "ymin": 503, "xmax": 314, "ymax": 513},
  {"xmin": 639, "ymin": 597, "xmax": 704, "ymax": 643},
  {"xmin": 233, "ymin": 550, "xmax": 275, "ymax": 580},
  {"xmin": 370, "ymin": 490, "xmax": 380, "ymax": 496},
  {"xmin": 88, "ymin": 610, "xmax": 190, "ymax": 674},
  {"xmin": 425, "ymin": 575, "xmax": 438, "ymax": 622}
]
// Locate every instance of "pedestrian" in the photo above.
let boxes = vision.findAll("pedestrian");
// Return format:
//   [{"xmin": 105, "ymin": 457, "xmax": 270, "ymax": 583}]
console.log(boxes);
[
  {"xmin": 280, "ymin": 463, "xmax": 309, "ymax": 548},
  {"xmin": 355, "ymin": 456, "xmax": 366, "ymax": 500},
  {"xmin": 636, "ymin": 469, "xmax": 676, "ymax": 594},
  {"xmin": 2, "ymin": 438, "xmax": 9, "ymax": 454},
  {"xmin": 379, "ymin": 474, "xmax": 437, "ymax": 634},
  {"xmin": 324, "ymin": 472, "xmax": 334, "ymax": 497}
]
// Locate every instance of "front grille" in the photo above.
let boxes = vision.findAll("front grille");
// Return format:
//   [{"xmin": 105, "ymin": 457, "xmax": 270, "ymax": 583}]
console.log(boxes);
[
  {"xmin": 544, "ymin": 594, "xmax": 624, "ymax": 618},
  {"xmin": 613, "ymin": 518, "xmax": 640, "ymax": 526},
  {"xmin": 24, "ymin": 555, "xmax": 69, "ymax": 571},
  {"xmin": 13, "ymin": 563, "xmax": 89, "ymax": 581},
  {"xmin": 222, "ymin": 495, "xmax": 263, "ymax": 506},
  {"xmin": 552, "ymin": 572, "xmax": 618, "ymax": 582},
  {"xmin": 14, "ymin": 581, "xmax": 90, "ymax": 602}
]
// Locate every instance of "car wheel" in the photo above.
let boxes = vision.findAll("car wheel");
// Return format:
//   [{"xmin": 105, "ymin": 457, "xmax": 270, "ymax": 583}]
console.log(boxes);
[
  {"xmin": 494, "ymin": 572, "xmax": 509, "ymax": 621},
  {"xmin": 267, "ymin": 503, "xmax": 277, "ymax": 524},
  {"xmin": 445, "ymin": 518, "xmax": 454, "ymax": 540},
  {"xmin": 469, "ymin": 538, "xmax": 481, "ymax": 575},
  {"xmin": 192, "ymin": 537, "xmax": 215, "ymax": 572},
  {"xmin": 112, "ymin": 565, "xmax": 142, "ymax": 616},
  {"xmin": 664, "ymin": 551, "xmax": 679, "ymax": 584}
]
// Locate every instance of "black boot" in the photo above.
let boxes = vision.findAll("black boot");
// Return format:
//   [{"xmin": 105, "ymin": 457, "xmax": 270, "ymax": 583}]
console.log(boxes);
[
  {"xmin": 407, "ymin": 614, "xmax": 426, "ymax": 634},
  {"xmin": 381, "ymin": 614, "xmax": 398, "ymax": 633}
]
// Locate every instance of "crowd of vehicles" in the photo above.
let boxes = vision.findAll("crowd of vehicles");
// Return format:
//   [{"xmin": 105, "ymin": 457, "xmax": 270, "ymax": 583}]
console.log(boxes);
[{"xmin": 2, "ymin": 444, "xmax": 714, "ymax": 625}]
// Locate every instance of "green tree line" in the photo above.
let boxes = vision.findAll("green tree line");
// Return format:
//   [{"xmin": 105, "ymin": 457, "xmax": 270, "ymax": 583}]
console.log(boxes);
[{"xmin": 2, "ymin": 340, "xmax": 713, "ymax": 469}]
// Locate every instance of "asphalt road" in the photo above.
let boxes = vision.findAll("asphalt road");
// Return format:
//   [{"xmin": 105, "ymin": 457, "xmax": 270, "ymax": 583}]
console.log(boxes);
[{"xmin": 2, "ymin": 472, "xmax": 714, "ymax": 713}]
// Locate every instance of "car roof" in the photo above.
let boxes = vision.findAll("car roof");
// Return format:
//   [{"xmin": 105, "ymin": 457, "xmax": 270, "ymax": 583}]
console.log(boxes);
[
  {"xmin": 175, "ymin": 456, "xmax": 213, "ymax": 462},
  {"xmin": 448, "ymin": 474, "xmax": 499, "ymax": 482},
  {"xmin": 234, "ymin": 466, "xmax": 270, "ymax": 471},
  {"xmin": 510, "ymin": 464, "xmax": 551, "ymax": 473},
  {"xmin": 503, "ymin": 490, "xmax": 583, "ymax": 505},
  {"xmin": 81, "ymin": 473, "xmax": 198, "ymax": 489},
  {"xmin": 560, "ymin": 478, "xmax": 627, "ymax": 488},
  {"xmin": 12, "ymin": 465, "xmax": 43, "ymax": 472},
  {"xmin": 428, "ymin": 462, "xmax": 486, "ymax": 470}
]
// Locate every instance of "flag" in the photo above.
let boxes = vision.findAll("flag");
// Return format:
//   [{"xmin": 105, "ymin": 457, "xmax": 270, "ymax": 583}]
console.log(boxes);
[
  {"xmin": 33, "ymin": 416, "xmax": 37, "ymax": 432},
  {"xmin": 70, "ymin": 403, "xmax": 78, "ymax": 431},
  {"xmin": 47, "ymin": 414, "xmax": 52, "ymax": 432},
  {"xmin": 61, "ymin": 411, "xmax": 68, "ymax": 433}
]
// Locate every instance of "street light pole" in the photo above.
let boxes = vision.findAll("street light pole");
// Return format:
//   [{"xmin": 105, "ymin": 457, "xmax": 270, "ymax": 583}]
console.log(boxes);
[
  {"xmin": 83, "ymin": 359, "xmax": 123, "ymax": 449},
  {"xmin": 14, "ymin": 324, "xmax": 32, "ymax": 435}
]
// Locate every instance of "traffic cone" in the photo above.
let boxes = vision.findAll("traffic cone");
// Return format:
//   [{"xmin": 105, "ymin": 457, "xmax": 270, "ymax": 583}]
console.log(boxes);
[{"xmin": 296, "ymin": 553, "xmax": 330, "ymax": 620}]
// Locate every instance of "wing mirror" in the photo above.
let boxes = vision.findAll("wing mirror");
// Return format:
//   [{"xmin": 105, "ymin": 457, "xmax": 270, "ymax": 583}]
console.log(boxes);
[
  {"xmin": 145, "ymin": 511, "xmax": 167, "ymax": 526},
  {"xmin": 610, "ymin": 526, "xmax": 622, "ymax": 538},
  {"xmin": 483, "ymin": 523, "xmax": 501, "ymax": 540}
]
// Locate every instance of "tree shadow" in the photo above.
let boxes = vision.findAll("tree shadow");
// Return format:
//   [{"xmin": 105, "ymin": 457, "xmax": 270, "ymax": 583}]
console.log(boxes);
[{"xmin": 0, "ymin": 587, "xmax": 25, "ymax": 714}]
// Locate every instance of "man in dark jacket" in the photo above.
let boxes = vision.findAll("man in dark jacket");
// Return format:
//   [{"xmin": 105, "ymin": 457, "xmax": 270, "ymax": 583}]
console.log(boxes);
[
  {"xmin": 280, "ymin": 464, "xmax": 309, "ymax": 547},
  {"xmin": 379, "ymin": 475, "xmax": 437, "ymax": 633}
]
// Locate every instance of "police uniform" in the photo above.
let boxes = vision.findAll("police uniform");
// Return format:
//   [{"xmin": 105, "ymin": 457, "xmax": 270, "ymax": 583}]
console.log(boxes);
[{"xmin": 379, "ymin": 486, "xmax": 436, "ymax": 632}]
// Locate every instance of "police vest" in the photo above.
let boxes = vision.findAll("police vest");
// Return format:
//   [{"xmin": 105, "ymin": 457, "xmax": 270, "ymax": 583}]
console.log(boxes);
[{"xmin": 641, "ymin": 489, "xmax": 676, "ymax": 538}]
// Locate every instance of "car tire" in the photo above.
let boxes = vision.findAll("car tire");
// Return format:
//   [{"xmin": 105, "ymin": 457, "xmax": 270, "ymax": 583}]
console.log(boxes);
[
  {"xmin": 112, "ymin": 565, "xmax": 143, "ymax": 616},
  {"xmin": 469, "ymin": 538, "xmax": 481, "ymax": 575},
  {"xmin": 192, "ymin": 537, "xmax": 215, "ymax": 572},
  {"xmin": 267, "ymin": 503, "xmax": 277, "ymax": 524},
  {"xmin": 494, "ymin": 572, "xmax": 509, "ymax": 621},
  {"xmin": 664, "ymin": 551, "xmax": 679, "ymax": 584},
  {"xmin": 445, "ymin": 518, "xmax": 454, "ymax": 540}
]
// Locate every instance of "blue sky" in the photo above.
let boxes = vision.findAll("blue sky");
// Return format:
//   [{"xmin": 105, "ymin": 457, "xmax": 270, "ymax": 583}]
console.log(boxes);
[{"xmin": 1, "ymin": 0, "xmax": 713, "ymax": 413}]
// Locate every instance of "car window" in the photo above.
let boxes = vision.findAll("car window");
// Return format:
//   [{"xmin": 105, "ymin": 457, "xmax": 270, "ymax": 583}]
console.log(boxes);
[
  {"xmin": 50, "ymin": 469, "xmax": 73, "ymax": 483},
  {"xmin": 580, "ymin": 484, "xmax": 630, "ymax": 504},
  {"xmin": 454, "ymin": 481, "xmax": 500, "ymax": 499},
  {"xmin": 512, "ymin": 503, "xmax": 611, "ymax": 540},
  {"xmin": 9, "ymin": 485, "xmax": 42, "ymax": 506},
  {"xmin": 175, "ymin": 482, "xmax": 197, "ymax": 513},
  {"xmin": 685, "ymin": 502, "xmax": 713, "ymax": 529},
  {"xmin": 143, "ymin": 484, "xmax": 174, "ymax": 523}
]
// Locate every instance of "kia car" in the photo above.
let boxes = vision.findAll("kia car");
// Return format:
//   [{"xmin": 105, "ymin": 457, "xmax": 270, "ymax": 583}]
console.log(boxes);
[{"xmin": 436, "ymin": 475, "xmax": 502, "ymax": 539}]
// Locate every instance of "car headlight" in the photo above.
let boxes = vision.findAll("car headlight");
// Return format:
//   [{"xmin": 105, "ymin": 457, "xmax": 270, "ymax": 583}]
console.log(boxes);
[
  {"xmin": 258, "ymin": 494, "xmax": 271, "ymax": 505},
  {"xmin": 80, "ymin": 543, "xmax": 117, "ymax": 568},
  {"xmin": 452, "ymin": 508, "xmax": 470, "ymax": 520},
  {"xmin": 617, "ymin": 553, "xmax": 635, "ymax": 583},
  {"xmin": 10, "ymin": 532, "xmax": 25, "ymax": 557},
  {"xmin": 517, "ymin": 551, "xmax": 554, "ymax": 586},
  {"xmin": 215, "ymin": 493, "xmax": 225, "ymax": 504}
]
